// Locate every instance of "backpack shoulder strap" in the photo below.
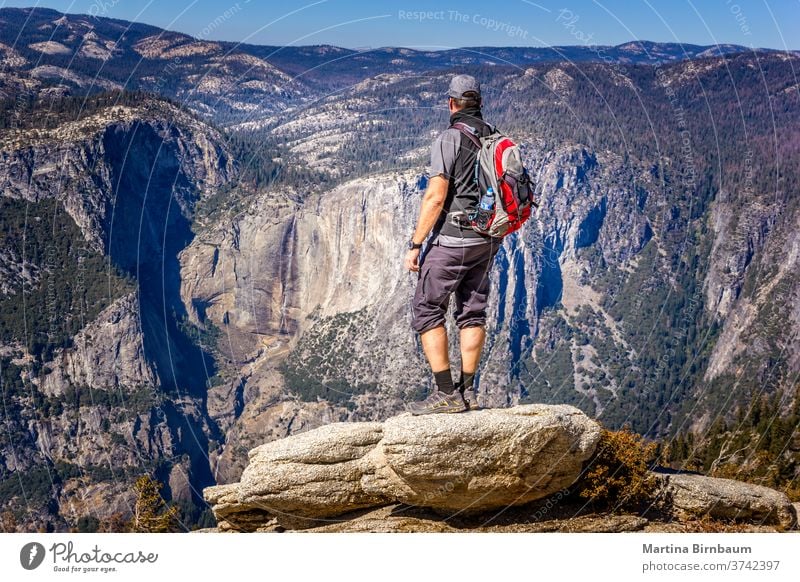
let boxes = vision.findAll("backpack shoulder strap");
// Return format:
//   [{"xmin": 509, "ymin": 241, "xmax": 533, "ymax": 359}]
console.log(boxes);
[{"xmin": 451, "ymin": 121, "xmax": 482, "ymax": 149}]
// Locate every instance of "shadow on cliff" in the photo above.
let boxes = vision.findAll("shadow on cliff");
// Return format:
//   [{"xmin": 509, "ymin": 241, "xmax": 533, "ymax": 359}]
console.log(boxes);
[
  {"xmin": 103, "ymin": 122, "xmax": 216, "ymax": 398},
  {"xmin": 101, "ymin": 121, "xmax": 220, "ymax": 506}
]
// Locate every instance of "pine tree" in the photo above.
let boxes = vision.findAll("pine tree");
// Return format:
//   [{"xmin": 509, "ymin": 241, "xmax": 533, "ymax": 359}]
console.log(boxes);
[{"xmin": 129, "ymin": 475, "xmax": 179, "ymax": 533}]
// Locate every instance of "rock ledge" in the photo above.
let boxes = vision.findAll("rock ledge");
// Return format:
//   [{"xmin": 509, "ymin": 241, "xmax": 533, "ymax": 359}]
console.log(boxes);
[{"xmin": 204, "ymin": 404, "xmax": 601, "ymax": 530}]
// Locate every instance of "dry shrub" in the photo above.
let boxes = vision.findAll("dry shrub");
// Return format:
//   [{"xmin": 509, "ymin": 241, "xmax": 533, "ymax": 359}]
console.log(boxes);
[
  {"xmin": 783, "ymin": 481, "xmax": 800, "ymax": 503},
  {"xmin": 578, "ymin": 427, "xmax": 659, "ymax": 511}
]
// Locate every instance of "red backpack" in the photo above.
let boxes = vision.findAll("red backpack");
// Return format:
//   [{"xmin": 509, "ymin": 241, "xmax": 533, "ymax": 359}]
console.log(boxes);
[{"xmin": 453, "ymin": 122, "xmax": 538, "ymax": 238}]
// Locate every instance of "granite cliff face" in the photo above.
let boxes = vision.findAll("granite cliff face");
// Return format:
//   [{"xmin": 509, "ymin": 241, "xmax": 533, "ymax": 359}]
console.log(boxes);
[
  {"xmin": 702, "ymin": 187, "xmax": 800, "ymax": 385},
  {"xmin": 0, "ymin": 98, "xmax": 234, "ymax": 530},
  {"xmin": 179, "ymin": 170, "xmax": 433, "ymax": 481},
  {"xmin": 36, "ymin": 292, "xmax": 156, "ymax": 396}
]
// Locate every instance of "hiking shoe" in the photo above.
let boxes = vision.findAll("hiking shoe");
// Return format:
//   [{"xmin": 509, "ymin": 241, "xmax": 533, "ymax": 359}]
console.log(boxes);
[
  {"xmin": 407, "ymin": 390, "xmax": 468, "ymax": 415},
  {"xmin": 457, "ymin": 381, "xmax": 482, "ymax": 411}
]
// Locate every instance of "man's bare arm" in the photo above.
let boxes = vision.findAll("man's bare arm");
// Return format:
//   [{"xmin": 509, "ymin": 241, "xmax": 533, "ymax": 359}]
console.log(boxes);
[
  {"xmin": 411, "ymin": 175, "xmax": 449, "ymax": 244},
  {"xmin": 404, "ymin": 175, "xmax": 449, "ymax": 272}
]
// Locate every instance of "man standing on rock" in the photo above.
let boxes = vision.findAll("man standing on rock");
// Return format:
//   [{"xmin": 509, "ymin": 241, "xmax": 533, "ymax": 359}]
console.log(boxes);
[{"xmin": 404, "ymin": 74, "xmax": 503, "ymax": 415}]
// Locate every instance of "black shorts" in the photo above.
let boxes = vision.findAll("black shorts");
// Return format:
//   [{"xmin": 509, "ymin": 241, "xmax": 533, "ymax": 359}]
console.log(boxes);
[{"xmin": 410, "ymin": 240, "xmax": 501, "ymax": 334}]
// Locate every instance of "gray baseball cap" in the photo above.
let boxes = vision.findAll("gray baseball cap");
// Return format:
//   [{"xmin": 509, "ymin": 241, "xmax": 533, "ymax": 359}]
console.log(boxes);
[{"xmin": 447, "ymin": 74, "xmax": 481, "ymax": 99}]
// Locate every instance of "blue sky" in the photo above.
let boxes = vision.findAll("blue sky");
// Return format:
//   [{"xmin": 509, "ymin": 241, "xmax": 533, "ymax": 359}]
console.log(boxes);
[{"xmin": 2, "ymin": 0, "xmax": 798, "ymax": 49}]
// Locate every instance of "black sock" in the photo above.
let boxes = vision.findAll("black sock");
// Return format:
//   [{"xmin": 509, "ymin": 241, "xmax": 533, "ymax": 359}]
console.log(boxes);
[
  {"xmin": 433, "ymin": 369, "xmax": 456, "ymax": 394},
  {"xmin": 459, "ymin": 370, "xmax": 475, "ymax": 392}
]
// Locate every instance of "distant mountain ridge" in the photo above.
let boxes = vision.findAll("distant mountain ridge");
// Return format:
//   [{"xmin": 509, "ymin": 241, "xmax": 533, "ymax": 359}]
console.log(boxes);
[{"xmin": 0, "ymin": 6, "xmax": 778, "ymax": 125}]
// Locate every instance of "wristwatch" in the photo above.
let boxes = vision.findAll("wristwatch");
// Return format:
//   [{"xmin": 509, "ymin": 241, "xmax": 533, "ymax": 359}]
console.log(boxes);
[{"xmin": 407, "ymin": 239, "xmax": 423, "ymax": 250}]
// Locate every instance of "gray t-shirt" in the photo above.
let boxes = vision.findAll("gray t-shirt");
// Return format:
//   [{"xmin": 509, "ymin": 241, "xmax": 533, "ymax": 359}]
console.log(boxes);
[{"xmin": 428, "ymin": 128, "xmax": 491, "ymax": 247}]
